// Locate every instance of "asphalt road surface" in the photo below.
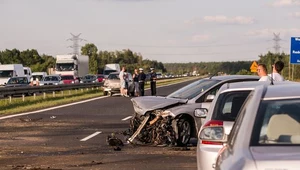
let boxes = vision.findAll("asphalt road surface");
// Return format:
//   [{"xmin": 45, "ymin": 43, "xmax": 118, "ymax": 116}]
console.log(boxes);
[{"xmin": 0, "ymin": 79, "xmax": 199, "ymax": 170}]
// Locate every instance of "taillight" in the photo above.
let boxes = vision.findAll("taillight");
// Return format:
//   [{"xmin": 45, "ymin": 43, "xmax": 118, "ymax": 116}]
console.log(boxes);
[{"xmin": 200, "ymin": 120, "xmax": 224, "ymax": 145}]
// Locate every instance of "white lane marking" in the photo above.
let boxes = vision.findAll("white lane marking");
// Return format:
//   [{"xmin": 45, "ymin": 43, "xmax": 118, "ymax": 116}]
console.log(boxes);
[
  {"xmin": 0, "ymin": 96, "xmax": 108, "ymax": 120},
  {"xmin": 122, "ymin": 116, "xmax": 132, "ymax": 121},
  {"xmin": 80, "ymin": 131, "xmax": 102, "ymax": 141}
]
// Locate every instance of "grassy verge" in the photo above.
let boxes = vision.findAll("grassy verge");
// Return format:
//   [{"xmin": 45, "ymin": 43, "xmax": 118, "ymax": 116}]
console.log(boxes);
[{"xmin": 0, "ymin": 76, "xmax": 200, "ymax": 115}]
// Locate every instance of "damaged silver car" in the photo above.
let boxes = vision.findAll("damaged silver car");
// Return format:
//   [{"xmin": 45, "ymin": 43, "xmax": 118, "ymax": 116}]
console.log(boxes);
[{"xmin": 127, "ymin": 75, "xmax": 259, "ymax": 146}]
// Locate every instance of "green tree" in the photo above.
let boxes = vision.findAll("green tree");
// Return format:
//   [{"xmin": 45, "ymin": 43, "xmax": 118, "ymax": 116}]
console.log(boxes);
[{"xmin": 81, "ymin": 43, "xmax": 98, "ymax": 57}]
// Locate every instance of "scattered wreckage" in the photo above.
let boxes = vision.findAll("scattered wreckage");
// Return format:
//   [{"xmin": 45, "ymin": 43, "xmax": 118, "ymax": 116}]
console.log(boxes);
[{"xmin": 126, "ymin": 106, "xmax": 192, "ymax": 147}]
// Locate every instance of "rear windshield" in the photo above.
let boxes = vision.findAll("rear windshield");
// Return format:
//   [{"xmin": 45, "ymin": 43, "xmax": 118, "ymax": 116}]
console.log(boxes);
[
  {"xmin": 108, "ymin": 74, "xmax": 120, "ymax": 80},
  {"xmin": 211, "ymin": 91, "xmax": 251, "ymax": 121},
  {"xmin": 32, "ymin": 75, "xmax": 43, "ymax": 81},
  {"xmin": 167, "ymin": 79, "xmax": 220, "ymax": 100},
  {"xmin": 251, "ymin": 99, "xmax": 300, "ymax": 146},
  {"xmin": 7, "ymin": 77, "xmax": 28, "ymax": 84}
]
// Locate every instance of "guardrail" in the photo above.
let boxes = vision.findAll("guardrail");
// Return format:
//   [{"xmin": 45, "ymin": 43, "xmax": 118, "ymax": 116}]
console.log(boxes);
[
  {"xmin": 0, "ymin": 82, "xmax": 104, "ymax": 97},
  {"xmin": 0, "ymin": 76, "xmax": 197, "ymax": 97}
]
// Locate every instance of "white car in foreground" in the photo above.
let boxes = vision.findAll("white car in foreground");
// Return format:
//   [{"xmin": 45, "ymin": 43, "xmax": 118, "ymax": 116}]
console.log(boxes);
[{"xmin": 209, "ymin": 84, "xmax": 300, "ymax": 170}]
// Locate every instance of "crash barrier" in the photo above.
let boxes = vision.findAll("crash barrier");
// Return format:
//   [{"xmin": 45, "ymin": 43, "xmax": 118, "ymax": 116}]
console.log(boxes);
[
  {"xmin": 0, "ymin": 82, "xmax": 104, "ymax": 98},
  {"xmin": 0, "ymin": 75, "xmax": 195, "ymax": 97}
]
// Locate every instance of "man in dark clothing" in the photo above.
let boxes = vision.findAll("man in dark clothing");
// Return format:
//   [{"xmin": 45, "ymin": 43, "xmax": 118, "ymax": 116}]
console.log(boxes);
[
  {"xmin": 150, "ymin": 68, "xmax": 157, "ymax": 96},
  {"xmin": 138, "ymin": 68, "xmax": 146, "ymax": 96}
]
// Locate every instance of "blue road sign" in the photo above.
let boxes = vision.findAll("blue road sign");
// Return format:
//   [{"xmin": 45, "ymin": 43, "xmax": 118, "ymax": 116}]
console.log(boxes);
[{"xmin": 290, "ymin": 37, "xmax": 300, "ymax": 64}]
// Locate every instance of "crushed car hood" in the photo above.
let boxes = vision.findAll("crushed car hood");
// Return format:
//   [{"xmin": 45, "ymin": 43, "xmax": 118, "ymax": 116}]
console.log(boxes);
[{"xmin": 131, "ymin": 96, "xmax": 187, "ymax": 116}]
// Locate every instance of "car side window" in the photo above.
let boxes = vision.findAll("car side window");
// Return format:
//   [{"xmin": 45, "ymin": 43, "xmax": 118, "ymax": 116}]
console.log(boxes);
[
  {"xmin": 196, "ymin": 85, "xmax": 221, "ymax": 103},
  {"xmin": 227, "ymin": 91, "xmax": 254, "ymax": 147}
]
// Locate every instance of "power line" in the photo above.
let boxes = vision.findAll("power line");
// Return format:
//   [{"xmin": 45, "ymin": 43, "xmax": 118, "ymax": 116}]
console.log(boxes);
[
  {"xmin": 143, "ymin": 49, "xmax": 260, "ymax": 56},
  {"xmin": 95, "ymin": 41, "xmax": 268, "ymax": 48},
  {"xmin": 67, "ymin": 33, "xmax": 87, "ymax": 55}
]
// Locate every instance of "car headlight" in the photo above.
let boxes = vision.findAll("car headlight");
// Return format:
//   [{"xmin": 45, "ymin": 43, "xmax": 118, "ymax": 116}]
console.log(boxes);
[
  {"xmin": 54, "ymin": 83, "xmax": 58, "ymax": 85},
  {"xmin": 71, "ymin": 81, "xmax": 74, "ymax": 84}
]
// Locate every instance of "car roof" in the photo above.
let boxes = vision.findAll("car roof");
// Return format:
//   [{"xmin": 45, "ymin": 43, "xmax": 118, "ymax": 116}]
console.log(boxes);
[
  {"xmin": 219, "ymin": 81, "xmax": 298, "ymax": 92},
  {"xmin": 206, "ymin": 75, "xmax": 260, "ymax": 81},
  {"xmin": 262, "ymin": 83, "xmax": 300, "ymax": 99}
]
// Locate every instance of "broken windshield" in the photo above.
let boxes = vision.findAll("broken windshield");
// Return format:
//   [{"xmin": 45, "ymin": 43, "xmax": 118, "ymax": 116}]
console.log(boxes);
[{"xmin": 167, "ymin": 79, "xmax": 220, "ymax": 100}]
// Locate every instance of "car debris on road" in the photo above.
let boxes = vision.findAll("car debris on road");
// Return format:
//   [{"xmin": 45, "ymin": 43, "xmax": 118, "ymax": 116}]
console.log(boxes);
[{"xmin": 106, "ymin": 133, "xmax": 124, "ymax": 151}]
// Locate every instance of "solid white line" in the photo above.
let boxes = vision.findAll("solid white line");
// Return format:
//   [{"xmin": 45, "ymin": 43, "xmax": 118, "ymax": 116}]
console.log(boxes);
[
  {"xmin": 122, "ymin": 116, "xmax": 132, "ymax": 121},
  {"xmin": 0, "ymin": 96, "xmax": 108, "ymax": 120},
  {"xmin": 80, "ymin": 131, "xmax": 102, "ymax": 141}
]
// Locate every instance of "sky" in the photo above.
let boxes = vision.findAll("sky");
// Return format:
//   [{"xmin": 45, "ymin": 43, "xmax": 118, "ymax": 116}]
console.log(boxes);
[{"xmin": 0, "ymin": 0, "xmax": 300, "ymax": 63}]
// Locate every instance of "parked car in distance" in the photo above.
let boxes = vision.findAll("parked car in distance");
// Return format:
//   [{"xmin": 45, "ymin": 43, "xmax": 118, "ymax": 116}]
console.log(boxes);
[
  {"xmin": 31, "ymin": 72, "xmax": 47, "ymax": 86},
  {"xmin": 196, "ymin": 81, "xmax": 298, "ymax": 170},
  {"xmin": 128, "ymin": 75, "xmax": 259, "ymax": 146},
  {"xmin": 80, "ymin": 74, "xmax": 99, "ymax": 83},
  {"xmin": 60, "ymin": 75, "xmax": 79, "ymax": 84},
  {"xmin": 103, "ymin": 72, "xmax": 134, "ymax": 96},
  {"xmin": 211, "ymin": 84, "xmax": 300, "ymax": 170},
  {"xmin": 5, "ymin": 76, "xmax": 31, "ymax": 88},
  {"xmin": 39, "ymin": 75, "xmax": 63, "ymax": 86},
  {"xmin": 97, "ymin": 74, "xmax": 105, "ymax": 82}
]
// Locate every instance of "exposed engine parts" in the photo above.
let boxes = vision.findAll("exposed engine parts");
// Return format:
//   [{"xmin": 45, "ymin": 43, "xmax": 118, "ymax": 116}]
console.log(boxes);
[{"xmin": 127, "ymin": 110, "xmax": 178, "ymax": 146}]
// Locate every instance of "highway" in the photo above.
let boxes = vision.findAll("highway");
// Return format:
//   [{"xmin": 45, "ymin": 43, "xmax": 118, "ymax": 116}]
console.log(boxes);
[{"xmin": 0, "ymin": 79, "xmax": 198, "ymax": 170}]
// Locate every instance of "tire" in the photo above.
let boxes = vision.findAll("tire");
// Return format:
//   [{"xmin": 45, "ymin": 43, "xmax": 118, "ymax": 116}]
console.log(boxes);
[
  {"xmin": 103, "ymin": 91, "xmax": 108, "ymax": 96},
  {"xmin": 177, "ymin": 118, "xmax": 191, "ymax": 146}
]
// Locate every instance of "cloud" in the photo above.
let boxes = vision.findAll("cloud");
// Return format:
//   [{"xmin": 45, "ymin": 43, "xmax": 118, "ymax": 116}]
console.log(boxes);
[
  {"xmin": 272, "ymin": 0, "xmax": 300, "ymax": 7},
  {"xmin": 185, "ymin": 15, "xmax": 255, "ymax": 25},
  {"xmin": 245, "ymin": 28, "xmax": 300, "ymax": 38},
  {"xmin": 191, "ymin": 34, "xmax": 211, "ymax": 42},
  {"xmin": 289, "ymin": 12, "xmax": 300, "ymax": 18}
]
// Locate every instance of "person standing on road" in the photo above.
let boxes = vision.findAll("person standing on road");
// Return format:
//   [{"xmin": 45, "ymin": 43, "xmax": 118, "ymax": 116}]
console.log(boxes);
[
  {"xmin": 133, "ymin": 69, "xmax": 140, "ymax": 97},
  {"xmin": 269, "ymin": 60, "xmax": 285, "ymax": 81},
  {"xmin": 150, "ymin": 68, "xmax": 157, "ymax": 96},
  {"xmin": 138, "ymin": 68, "xmax": 146, "ymax": 96},
  {"xmin": 119, "ymin": 66, "xmax": 128, "ymax": 97},
  {"xmin": 257, "ymin": 64, "xmax": 270, "ymax": 81}
]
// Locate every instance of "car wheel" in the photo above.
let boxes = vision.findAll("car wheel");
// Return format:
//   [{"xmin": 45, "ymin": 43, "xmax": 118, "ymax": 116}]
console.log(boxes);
[
  {"xmin": 177, "ymin": 118, "xmax": 191, "ymax": 146},
  {"xmin": 103, "ymin": 91, "xmax": 108, "ymax": 96}
]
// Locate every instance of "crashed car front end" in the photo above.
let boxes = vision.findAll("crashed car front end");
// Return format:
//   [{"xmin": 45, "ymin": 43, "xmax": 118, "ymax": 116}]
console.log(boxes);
[
  {"xmin": 128, "ymin": 109, "xmax": 179, "ymax": 146},
  {"xmin": 127, "ymin": 96, "xmax": 190, "ymax": 146}
]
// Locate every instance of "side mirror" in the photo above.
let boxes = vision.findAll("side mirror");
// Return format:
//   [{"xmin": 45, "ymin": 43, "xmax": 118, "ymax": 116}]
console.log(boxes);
[
  {"xmin": 194, "ymin": 108, "xmax": 208, "ymax": 118},
  {"xmin": 199, "ymin": 126, "xmax": 227, "ymax": 143},
  {"xmin": 205, "ymin": 94, "xmax": 215, "ymax": 102}
]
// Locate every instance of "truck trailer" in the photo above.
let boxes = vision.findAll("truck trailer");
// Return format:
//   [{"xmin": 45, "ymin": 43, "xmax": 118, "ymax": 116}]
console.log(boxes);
[{"xmin": 55, "ymin": 55, "xmax": 89, "ymax": 78}]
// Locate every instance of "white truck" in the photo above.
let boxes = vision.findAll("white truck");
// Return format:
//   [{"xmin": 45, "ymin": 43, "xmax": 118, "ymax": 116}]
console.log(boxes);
[
  {"xmin": 24, "ymin": 67, "xmax": 32, "ymax": 82},
  {"xmin": 55, "ymin": 54, "xmax": 89, "ymax": 78},
  {"xmin": 103, "ymin": 64, "xmax": 121, "ymax": 78},
  {"xmin": 0, "ymin": 64, "xmax": 25, "ymax": 85}
]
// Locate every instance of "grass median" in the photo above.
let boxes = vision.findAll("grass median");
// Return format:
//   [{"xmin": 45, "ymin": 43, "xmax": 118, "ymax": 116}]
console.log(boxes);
[{"xmin": 0, "ymin": 76, "xmax": 201, "ymax": 115}]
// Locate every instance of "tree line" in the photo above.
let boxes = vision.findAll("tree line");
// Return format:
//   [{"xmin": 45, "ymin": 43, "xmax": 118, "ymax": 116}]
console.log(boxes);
[
  {"xmin": 164, "ymin": 51, "xmax": 300, "ymax": 80},
  {"xmin": 1, "ymin": 47, "xmax": 299, "ymax": 80},
  {"xmin": 0, "ymin": 48, "xmax": 55, "ymax": 72},
  {"xmin": 81, "ymin": 43, "xmax": 166, "ymax": 74}
]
